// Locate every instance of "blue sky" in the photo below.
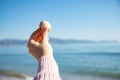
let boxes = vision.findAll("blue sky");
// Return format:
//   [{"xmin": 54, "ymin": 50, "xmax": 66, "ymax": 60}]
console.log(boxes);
[{"xmin": 0, "ymin": 0, "xmax": 120, "ymax": 41}]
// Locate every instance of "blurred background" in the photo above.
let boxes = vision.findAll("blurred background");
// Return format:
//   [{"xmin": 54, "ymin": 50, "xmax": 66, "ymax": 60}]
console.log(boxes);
[{"xmin": 0, "ymin": 0, "xmax": 120, "ymax": 80}]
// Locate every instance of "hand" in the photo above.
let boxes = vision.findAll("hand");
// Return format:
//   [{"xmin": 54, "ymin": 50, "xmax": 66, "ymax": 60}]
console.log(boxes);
[{"xmin": 27, "ymin": 21, "xmax": 52, "ymax": 61}]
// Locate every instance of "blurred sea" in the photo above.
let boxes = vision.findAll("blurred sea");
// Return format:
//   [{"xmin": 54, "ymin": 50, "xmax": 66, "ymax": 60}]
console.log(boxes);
[{"xmin": 0, "ymin": 42, "xmax": 120, "ymax": 80}]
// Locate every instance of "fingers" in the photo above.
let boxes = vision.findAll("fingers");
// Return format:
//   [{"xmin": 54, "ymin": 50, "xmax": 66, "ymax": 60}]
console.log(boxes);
[
  {"xmin": 30, "ymin": 39, "xmax": 40, "ymax": 46},
  {"xmin": 29, "ymin": 28, "xmax": 40, "ymax": 41},
  {"xmin": 28, "ymin": 28, "xmax": 40, "ymax": 48},
  {"xmin": 35, "ymin": 28, "xmax": 43, "ymax": 42},
  {"xmin": 27, "ymin": 39, "xmax": 39, "ymax": 49}
]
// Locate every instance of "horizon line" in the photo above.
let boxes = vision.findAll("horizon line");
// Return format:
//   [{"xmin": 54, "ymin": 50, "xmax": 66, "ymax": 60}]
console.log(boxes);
[{"xmin": 0, "ymin": 38, "xmax": 119, "ymax": 42}]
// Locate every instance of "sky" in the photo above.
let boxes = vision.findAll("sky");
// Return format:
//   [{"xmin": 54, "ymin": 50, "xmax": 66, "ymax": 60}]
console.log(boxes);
[{"xmin": 0, "ymin": 0, "xmax": 120, "ymax": 41}]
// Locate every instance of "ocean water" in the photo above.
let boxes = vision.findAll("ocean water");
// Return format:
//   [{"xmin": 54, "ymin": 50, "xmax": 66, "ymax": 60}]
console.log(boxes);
[{"xmin": 0, "ymin": 42, "xmax": 120, "ymax": 80}]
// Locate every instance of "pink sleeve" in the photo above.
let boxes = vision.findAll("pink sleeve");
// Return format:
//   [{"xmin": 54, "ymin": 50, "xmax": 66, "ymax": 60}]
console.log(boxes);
[{"xmin": 34, "ymin": 56, "xmax": 62, "ymax": 80}]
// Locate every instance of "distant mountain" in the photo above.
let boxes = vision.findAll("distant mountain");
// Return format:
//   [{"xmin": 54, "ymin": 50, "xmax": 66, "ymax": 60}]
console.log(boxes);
[
  {"xmin": 0, "ymin": 39, "xmax": 27, "ymax": 46},
  {"xmin": 49, "ymin": 38, "xmax": 97, "ymax": 44},
  {"xmin": 0, "ymin": 38, "xmax": 118, "ymax": 46}
]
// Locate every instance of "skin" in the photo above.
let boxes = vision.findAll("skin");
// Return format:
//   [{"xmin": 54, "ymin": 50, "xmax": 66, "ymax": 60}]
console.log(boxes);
[
  {"xmin": 34, "ymin": 27, "xmax": 43, "ymax": 42},
  {"xmin": 27, "ymin": 21, "xmax": 52, "ymax": 61}
]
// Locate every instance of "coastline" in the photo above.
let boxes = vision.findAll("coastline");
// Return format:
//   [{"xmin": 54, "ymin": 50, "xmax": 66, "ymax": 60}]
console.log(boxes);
[
  {"xmin": 0, "ymin": 70, "xmax": 33, "ymax": 80},
  {"xmin": 0, "ymin": 74, "xmax": 33, "ymax": 80},
  {"xmin": 0, "ymin": 70, "xmax": 120, "ymax": 80},
  {"xmin": 0, "ymin": 74, "xmax": 120, "ymax": 80},
  {"xmin": 61, "ymin": 73, "xmax": 120, "ymax": 80}
]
